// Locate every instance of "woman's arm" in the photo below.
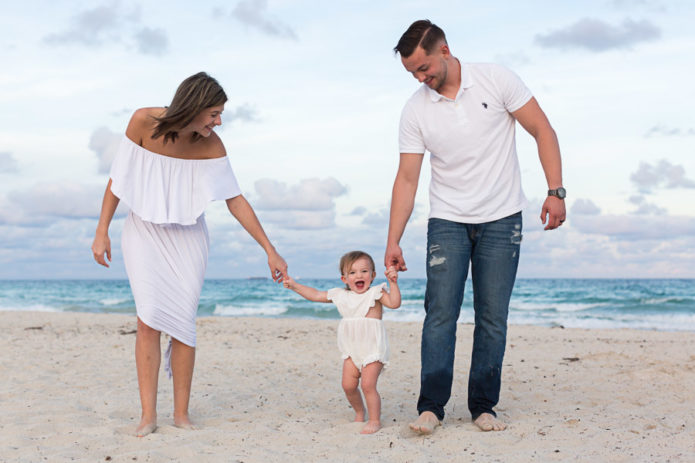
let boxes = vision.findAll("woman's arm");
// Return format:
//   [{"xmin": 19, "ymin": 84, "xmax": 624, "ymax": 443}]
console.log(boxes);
[
  {"xmin": 92, "ymin": 179, "xmax": 120, "ymax": 267},
  {"xmin": 379, "ymin": 266, "xmax": 401, "ymax": 309},
  {"xmin": 226, "ymin": 195, "xmax": 287, "ymax": 282},
  {"xmin": 283, "ymin": 275, "xmax": 329, "ymax": 303}
]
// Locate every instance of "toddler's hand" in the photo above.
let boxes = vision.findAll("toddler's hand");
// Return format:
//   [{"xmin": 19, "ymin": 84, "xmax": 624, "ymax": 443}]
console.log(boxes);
[
  {"xmin": 385, "ymin": 266, "xmax": 398, "ymax": 283},
  {"xmin": 283, "ymin": 275, "xmax": 295, "ymax": 289}
]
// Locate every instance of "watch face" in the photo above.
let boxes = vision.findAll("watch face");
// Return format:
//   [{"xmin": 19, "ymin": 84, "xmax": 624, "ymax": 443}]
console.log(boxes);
[{"xmin": 557, "ymin": 187, "xmax": 566, "ymax": 199}]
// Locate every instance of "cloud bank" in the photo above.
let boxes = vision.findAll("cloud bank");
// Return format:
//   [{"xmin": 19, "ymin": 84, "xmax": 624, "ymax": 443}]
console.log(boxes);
[
  {"xmin": 535, "ymin": 18, "xmax": 660, "ymax": 51},
  {"xmin": 42, "ymin": 3, "xmax": 169, "ymax": 56},
  {"xmin": 225, "ymin": 0, "xmax": 298, "ymax": 40},
  {"xmin": 0, "ymin": 152, "xmax": 19, "ymax": 173}
]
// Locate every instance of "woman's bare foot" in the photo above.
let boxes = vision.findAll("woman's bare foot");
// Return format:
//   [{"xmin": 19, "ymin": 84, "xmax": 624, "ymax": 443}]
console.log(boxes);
[
  {"xmin": 174, "ymin": 414, "xmax": 196, "ymax": 430},
  {"xmin": 135, "ymin": 419, "xmax": 157, "ymax": 437},
  {"xmin": 360, "ymin": 420, "xmax": 381, "ymax": 434},
  {"xmin": 408, "ymin": 411, "xmax": 440, "ymax": 435},
  {"xmin": 473, "ymin": 413, "xmax": 507, "ymax": 431}
]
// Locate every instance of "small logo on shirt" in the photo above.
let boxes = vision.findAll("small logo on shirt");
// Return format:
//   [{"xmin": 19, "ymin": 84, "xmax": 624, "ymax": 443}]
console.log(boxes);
[{"xmin": 482, "ymin": 102, "xmax": 488, "ymax": 109}]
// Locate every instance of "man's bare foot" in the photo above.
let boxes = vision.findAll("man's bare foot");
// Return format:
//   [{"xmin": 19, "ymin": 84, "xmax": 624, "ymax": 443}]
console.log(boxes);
[
  {"xmin": 361, "ymin": 420, "xmax": 381, "ymax": 434},
  {"xmin": 408, "ymin": 411, "xmax": 440, "ymax": 435},
  {"xmin": 135, "ymin": 420, "xmax": 157, "ymax": 437},
  {"xmin": 473, "ymin": 413, "xmax": 507, "ymax": 431}
]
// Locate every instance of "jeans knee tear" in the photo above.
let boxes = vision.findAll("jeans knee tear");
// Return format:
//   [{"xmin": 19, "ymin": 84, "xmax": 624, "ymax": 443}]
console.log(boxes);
[
  {"xmin": 511, "ymin": 229, "xmax": 522, "ymax": 244},
  {"xmin": 429, "ymin": 255, "xmax": 446, "ymax": 267}
]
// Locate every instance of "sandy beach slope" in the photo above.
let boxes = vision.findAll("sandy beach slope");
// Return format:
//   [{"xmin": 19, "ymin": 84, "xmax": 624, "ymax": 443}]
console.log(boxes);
[{"xmin": 1, "ymin": 312, "xmax": 694, "ymax": 462}]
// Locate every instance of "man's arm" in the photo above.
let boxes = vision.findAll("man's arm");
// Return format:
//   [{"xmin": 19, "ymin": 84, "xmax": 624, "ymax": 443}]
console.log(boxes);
[
  {"xmin": 512, "ymin": 97, "xmax": 566, "ymax": 230},
  {"xmin": 385, "ymin": 153, "xmax": 424, "ymax": 271}
]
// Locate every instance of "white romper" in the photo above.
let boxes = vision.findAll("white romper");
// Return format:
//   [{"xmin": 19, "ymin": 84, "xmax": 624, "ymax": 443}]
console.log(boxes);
[
  {"xmin": 327, "ymin": 283, "xmax": 390, "ymax": 370},
  {"xmin": 109, "ymin": 136, "xmax": 241, "ymax": 377}
]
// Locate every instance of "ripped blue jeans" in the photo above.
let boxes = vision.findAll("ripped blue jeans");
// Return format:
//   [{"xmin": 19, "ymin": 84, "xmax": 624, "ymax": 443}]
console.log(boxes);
[{"xmin": 418, "ymin": 212, "xmax": 522, "ymax": 421}]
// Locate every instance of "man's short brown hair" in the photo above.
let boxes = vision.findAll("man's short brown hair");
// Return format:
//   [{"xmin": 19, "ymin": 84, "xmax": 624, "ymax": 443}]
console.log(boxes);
[{"xmin": 394, "ymin": 19, "xmax": 447, "ymax": 58}]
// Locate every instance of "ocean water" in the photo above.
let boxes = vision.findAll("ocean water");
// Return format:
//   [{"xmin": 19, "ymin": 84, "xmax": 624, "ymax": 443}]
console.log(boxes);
[{"xmin": 0, "ymin": 279, "xmax": 693, "ymax": 331}]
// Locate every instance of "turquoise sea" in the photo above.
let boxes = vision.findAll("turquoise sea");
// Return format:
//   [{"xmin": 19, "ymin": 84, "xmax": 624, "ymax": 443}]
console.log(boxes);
[{"xmin": 1, "ymin": 279, "xmax": 693, "ymax": 331}]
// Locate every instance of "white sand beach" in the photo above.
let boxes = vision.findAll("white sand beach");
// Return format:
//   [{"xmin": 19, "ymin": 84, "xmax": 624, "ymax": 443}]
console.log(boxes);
[{"xmin": 1, "ymin": 311, "xmax": 694, "ymax": 462}]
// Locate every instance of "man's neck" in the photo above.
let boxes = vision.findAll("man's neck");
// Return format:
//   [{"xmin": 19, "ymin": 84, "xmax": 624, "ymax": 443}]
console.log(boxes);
[{"xmin": 438, "ymin": 57, "xmax": 461, "ymax": 100}]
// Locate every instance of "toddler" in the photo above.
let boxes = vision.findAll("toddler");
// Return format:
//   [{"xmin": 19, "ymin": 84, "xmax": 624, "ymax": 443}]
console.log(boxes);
[{"xmin": 283, "ymin": 250, "xmax": 401, "ymax": 434}]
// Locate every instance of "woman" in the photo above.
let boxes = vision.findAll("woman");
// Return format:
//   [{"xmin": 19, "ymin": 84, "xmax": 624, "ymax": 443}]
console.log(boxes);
[{"xmin": 91, "ymin": 72, "xmax": 287, "ymax": 437}]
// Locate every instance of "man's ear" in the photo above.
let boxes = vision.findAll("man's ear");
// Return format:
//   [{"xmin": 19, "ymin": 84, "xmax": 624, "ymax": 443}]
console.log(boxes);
[{"xmin": 440, "ymin": 43, "xmax": 451, "ymax": 57}]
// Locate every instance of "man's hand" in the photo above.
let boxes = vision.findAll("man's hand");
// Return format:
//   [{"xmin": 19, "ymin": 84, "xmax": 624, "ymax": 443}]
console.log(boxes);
[
  {"xmin": 541, "ymin": 196, "xmax": 566, "ymax": 230},
  {"xmin": 385, "ymin": 242, "xmax": 407, "ymax": 272}
]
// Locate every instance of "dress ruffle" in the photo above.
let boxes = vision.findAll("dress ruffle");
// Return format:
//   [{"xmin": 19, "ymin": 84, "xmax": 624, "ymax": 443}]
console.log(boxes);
[
  {"xmin": 327, "ymin": 283, "xmax": 387, "ymax": 319},
  {"xmin": 110, "ymin": 136, "xmax": 242, "ymax": 225}
]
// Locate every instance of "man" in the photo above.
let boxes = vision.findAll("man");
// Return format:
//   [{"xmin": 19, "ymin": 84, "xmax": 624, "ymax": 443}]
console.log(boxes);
[{"xmin": 385, "ymin": 20, "xmax": 566, "ymax": 434}]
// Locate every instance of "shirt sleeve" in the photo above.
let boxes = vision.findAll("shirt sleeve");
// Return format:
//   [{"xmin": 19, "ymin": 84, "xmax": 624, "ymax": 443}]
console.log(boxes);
[
  {"xmin": 398, "ymin": 100, "xmax": 426, "ymax": 154},
  {"xmin": 491, "ymin": 64, "xmax": 533, "ymax": 113}
]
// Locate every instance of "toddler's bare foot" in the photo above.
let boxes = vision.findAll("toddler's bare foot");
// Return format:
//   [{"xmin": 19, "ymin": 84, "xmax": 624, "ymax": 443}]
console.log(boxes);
[
  {"xmin": 408, "ymin": 411, "xmax": 440, "ymax": 435},
  {"xmin": 360, "ymin": 420, "xmax": 381, "ymax": 434},
  {"xmin": 135, "ymin": 419, "xmax": 157, "ymax": 437},
  {"xmin": 174, "ymin": 414, "xmax": 196, "ymax": 430},
  {"xmin": 473, "ymin": 413, "xmax": 506, "ymax": 431},
  {"xmin": 354, "ymin": 411, "xmax": 365, "ymax": 422}
]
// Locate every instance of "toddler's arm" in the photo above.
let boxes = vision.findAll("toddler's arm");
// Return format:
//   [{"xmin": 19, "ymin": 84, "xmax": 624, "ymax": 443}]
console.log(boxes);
[
  {"xmin": 283, "ymin": 275, "xmax": 329, "ymax": 303},
  {"xmin": 380, "ymin": 266, "xmax": 402, "ymax": 309}
]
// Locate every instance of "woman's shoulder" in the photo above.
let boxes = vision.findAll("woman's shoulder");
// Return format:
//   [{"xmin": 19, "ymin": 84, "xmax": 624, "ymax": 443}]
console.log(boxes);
[
  {"xmin": 126, "ymin": 107, "xmax": 165, "ymax": 143},
  {"xmin": 199, "ymin": 132, "xmax": 227, "ymax": 159}
]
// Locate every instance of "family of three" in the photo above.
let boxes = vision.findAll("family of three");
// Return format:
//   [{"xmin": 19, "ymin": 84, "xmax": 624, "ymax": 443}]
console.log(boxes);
[{"xmin": 92, "ymin": 20, "xmax": 565, "ymax": 437}]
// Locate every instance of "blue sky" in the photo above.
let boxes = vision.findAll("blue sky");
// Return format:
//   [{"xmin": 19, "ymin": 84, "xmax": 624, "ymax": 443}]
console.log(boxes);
[{"xmin": 1, "ymin": 0, "xmax": 694, "ymax": 279}]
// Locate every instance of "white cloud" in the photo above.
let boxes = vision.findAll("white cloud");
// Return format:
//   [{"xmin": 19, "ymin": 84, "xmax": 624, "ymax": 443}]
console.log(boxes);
[
  {"xmin": 259, "ymin": 209, "xmax": 337, "ymax": 229},
  {"xmin": 134, "ymin": 27, "xmax": 169, "ymax": 56},
  {"xmin": 0, "ymin": 183, "xmax": 109, "ymax": 226},
  {"xmin": 0, "ymin": 152, "xmax": 19, "ymax": 173},
  {"xmin": 534, "ymin": 18, "xmax": 661, "ymax": 51},
  {"xmin": 630, "ymin": 159, "xmax": 695, "ymax": 193},
  {"xmin": 225, "ymin": 103, "xmax": 259, "ymax": 123},
  {"xmin": 253, "ymin": 178, "xmax": 347, "ymax": 211},
  {"xmin": 628, "ymin": 195, "xmax": 666, "ymax": 215},
  {"xmin": 89, "ymin": 127, "xmax": 122, "ymax": 174},
  {"xmin": 230, "ymin": 0, "xmax": 298, "ymax": 40},
  {"xmin": 42, "ymin": 2, "xmax": 169, "ymax": 55},
  {"xmin": 571, "ymin": 198, "xmax": 601, "ymax": 215},
  {"xmin": 42, "ymin": 3, "xmax": 125, "ymax": 47},
  {"xmin": 644, "ymin": 124, "xmax": 695, "ymax": 137},
  {"xmin": 572, "ymin": 214, "xmax": 695, "ymax": 240}
]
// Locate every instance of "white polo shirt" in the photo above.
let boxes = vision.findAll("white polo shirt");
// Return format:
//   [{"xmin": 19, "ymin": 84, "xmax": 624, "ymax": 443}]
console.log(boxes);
[{"xmin": 399, "ymin": 62, "xmax": 532, "ymax": 224}]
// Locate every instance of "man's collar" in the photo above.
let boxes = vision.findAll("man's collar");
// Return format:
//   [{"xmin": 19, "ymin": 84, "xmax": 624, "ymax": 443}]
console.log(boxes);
[{"xmin": 426, "ymin": 61, "xmax": 474, "ymax": 102}]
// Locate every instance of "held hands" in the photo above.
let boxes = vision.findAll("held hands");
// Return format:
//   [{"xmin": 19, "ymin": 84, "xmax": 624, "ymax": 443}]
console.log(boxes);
[
  {"xmin": 384, "ymin": 242, "xmax": 407, "ymax": 272},
  {"xmin": 384, "ymin": 266, "xmax": 398, "ymax": 283},
  {"xmin": 541, "ymin": 196, "xmax": 566, "ymax": 231},
  {"xmin": 91, "ymin": 233, "xmax": 112, "ymax": 268},
  {"xmin": 282, "ymin": 275, "xmax": 296, "ymax": 290},
  {"xmin": 267, "ymin": 251, "xmax": 288, "ymax": 283}
]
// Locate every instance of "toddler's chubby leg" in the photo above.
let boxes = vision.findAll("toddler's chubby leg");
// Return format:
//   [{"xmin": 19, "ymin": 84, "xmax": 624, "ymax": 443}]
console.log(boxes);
[
  {"xmin": 341, "ymin": 358, "xmax": 365, "ymax": 422},
  {"xmin": 360, "ymin": 361, "xmax": 384, "ymax": 434}
]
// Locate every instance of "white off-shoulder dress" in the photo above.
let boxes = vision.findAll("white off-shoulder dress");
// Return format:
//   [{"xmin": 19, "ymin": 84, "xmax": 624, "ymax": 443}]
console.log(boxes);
[
  {"xmin": 327, "ymin": 284, "xmax": 390, "ymax": 370},
  {"xmin": 109, "ymin": 136, "xmax": 241, "ymax": 377}
]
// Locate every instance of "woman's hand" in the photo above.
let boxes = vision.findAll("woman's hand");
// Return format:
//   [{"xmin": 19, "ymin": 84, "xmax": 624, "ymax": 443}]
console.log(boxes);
[
  {"xmin": 92, "ymin": 233, "xmax": 112, "ymax": 268},
  {"xmin": 267, "ymin": 250, "xmax": 288, "ymax": 283}
]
